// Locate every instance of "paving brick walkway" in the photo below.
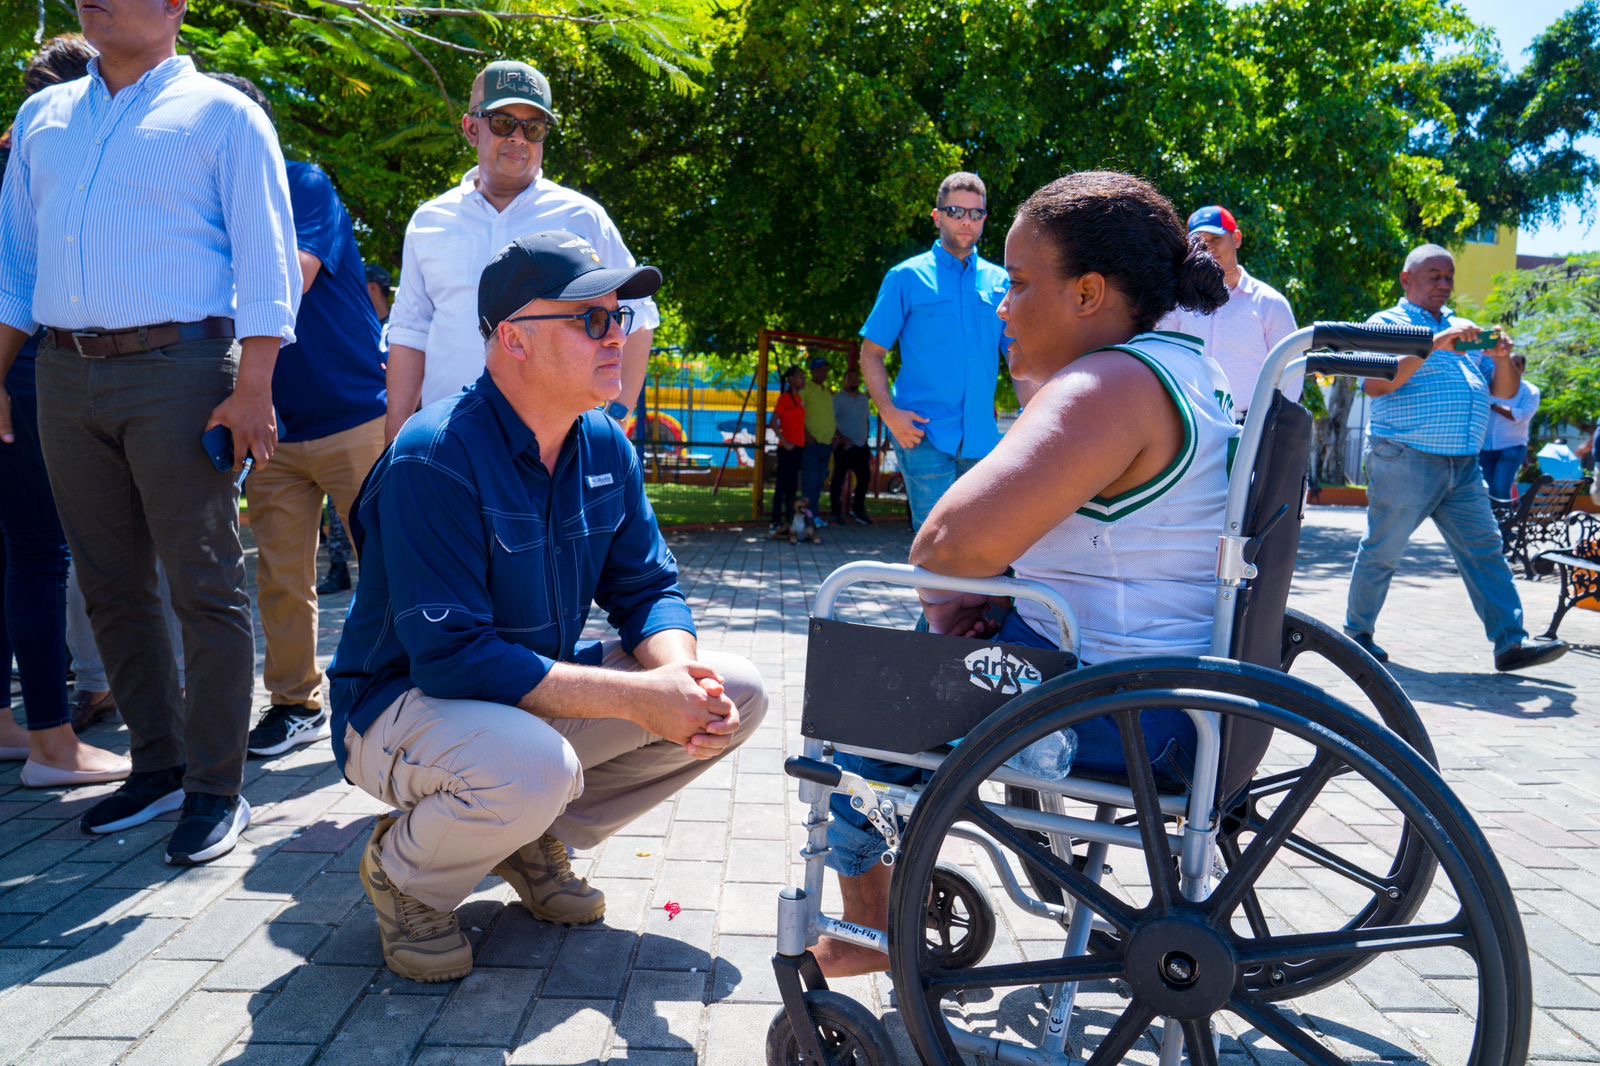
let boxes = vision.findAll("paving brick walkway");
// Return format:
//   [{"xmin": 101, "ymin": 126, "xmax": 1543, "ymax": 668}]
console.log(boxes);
[{"xmin": 1, "ymin": 506, "xmax": 1596, "ymax": 1064}]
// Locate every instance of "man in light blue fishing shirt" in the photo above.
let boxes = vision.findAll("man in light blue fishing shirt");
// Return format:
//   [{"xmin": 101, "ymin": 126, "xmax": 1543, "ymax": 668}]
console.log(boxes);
[{"xmin": 0, "ymin": 0, "xmax": 301, "ymax": 865}]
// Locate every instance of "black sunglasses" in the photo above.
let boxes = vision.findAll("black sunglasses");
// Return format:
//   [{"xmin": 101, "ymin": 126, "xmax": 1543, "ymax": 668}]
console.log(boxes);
[
  {"xmin": 937, "ymin": 205, "xmax": 989, "ymax": 221},
  {"xmin": 472, "ymin": 110, "xmax": 551, "ymax": 143},
  {"xmin": 509, "ymin": 306, "xmax": 634, "ymax": 340}
]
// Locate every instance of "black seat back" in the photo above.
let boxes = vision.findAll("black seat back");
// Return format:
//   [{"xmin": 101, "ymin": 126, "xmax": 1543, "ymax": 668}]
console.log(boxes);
[{"xmin": 1217, "ymin": 393, "xmax": 1314, "ymax": 799}]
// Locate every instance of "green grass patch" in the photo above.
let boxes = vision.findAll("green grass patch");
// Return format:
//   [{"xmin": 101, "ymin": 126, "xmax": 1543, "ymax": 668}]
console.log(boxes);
[{"xmin": 646, "ymin": 483, "xmax": 908, "ymax": 527}]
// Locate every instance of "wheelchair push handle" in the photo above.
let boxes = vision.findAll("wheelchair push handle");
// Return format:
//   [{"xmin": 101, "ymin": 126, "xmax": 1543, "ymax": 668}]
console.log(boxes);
[
  {"xmin": 1304, "ymin": 351, "xmax": 1402, "ymax": 382},
  {"xmin": 1310, "ymin": 321, "xmax": 1435, "ymax": 359}
]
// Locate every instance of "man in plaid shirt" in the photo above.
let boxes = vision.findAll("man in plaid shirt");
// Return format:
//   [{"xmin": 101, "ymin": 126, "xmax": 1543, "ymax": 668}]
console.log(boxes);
[{"xmin": 1345, "ymin": 244, "xmax": 1567, "ymax": 673}]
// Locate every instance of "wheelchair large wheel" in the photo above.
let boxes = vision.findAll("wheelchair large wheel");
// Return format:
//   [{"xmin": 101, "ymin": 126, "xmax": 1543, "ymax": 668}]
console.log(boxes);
[
  {"xmin": 1007, "ymin": 611, "xmax": 1442, "ymax": 999},
  {"xmin": 765, "ymin": 989, "xmax": 898, "ymax": 1065},
  {"xmin": 888, "ymin": 658, "xmax": 1530, "ymax": 1066}
]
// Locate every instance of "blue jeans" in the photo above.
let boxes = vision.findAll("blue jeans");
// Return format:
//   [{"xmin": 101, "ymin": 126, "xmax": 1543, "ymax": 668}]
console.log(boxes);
[
  {"xmin": 894, "ymin": 438, "xmax": 981, "ymax": 532},
  {"xmin": 0, "ymin": 356, "xmax": 72, "ymax": 731},
  {"xmin": 1478, "ymin": 444, "xmax": 1526, "ymax": 500},
  {"xmin": 826, "ymin": 610, "xmax": 1197, "ymax": 877},
  {"xmin": 801, "ymin": 442, "xmax": 832, "ymax": 513},
  {"xmin": 1346, "ymin": 438, "xmax": 1526, "ymax": 654}
]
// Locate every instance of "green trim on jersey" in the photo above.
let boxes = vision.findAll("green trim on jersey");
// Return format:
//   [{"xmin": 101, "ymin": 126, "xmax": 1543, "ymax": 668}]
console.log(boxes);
[
  {"xmin": 1148, "ymin": 329, "xmax": 1205, "ymax": 353},
  {"xmin": 1074, "ymin": 340, "xmax": 1199, "ymax": 523}
]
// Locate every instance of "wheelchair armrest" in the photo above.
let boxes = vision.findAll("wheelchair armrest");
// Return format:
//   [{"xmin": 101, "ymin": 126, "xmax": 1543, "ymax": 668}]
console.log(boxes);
[{"xmin": 813, "ymin": 561, "xmax": 1080, "ymax": 658}]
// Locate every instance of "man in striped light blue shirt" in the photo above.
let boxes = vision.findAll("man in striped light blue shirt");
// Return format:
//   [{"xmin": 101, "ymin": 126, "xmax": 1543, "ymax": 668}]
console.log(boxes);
[
  {"xmin": 0, "ymin": 0, "xmax": 301, "ymax": 865},
  {"xmin": 1345, "ymin": 244, "xmax": 1566, "ymax": 673}
]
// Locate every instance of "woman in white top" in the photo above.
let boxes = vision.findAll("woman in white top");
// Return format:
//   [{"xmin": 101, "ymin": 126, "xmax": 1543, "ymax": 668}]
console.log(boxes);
[{"xmin": 817, "ymin": 170, "xmax": 1235, "ymax": 978}]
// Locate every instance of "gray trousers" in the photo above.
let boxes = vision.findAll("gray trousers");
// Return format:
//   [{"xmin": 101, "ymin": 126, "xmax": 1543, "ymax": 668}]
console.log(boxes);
[{"xmin": 36, "ymin": 338, "xmax": 254, "ymax": 796}]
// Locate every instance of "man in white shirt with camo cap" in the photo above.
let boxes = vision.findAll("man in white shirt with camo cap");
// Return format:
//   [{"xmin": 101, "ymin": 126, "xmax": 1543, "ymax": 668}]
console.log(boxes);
[{"xmin": 385, "ymin": 60, "xmax": 658, "ymax": 440}]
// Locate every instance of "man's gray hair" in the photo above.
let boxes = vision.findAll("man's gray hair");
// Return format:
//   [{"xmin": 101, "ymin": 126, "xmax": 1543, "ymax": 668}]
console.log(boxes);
[{"xmin": 1403, "ymin": 243, "xmax": 1454, "ymax": 273}]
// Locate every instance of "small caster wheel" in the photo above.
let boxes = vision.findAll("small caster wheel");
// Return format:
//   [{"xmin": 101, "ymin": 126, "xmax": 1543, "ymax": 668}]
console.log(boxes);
[
  {"xmin": 925, "ymin": 863, "xmax": 996, "ymax": 970},
  {"xmin": 766, "ymin": 989, "xmax": 899, "ymax": 1065}
]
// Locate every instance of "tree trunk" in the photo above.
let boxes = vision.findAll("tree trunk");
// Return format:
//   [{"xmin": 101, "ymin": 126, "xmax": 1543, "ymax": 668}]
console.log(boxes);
[{"xmin": 1314, "ymin": 378, "xmax": 1357, "ymax": 486}]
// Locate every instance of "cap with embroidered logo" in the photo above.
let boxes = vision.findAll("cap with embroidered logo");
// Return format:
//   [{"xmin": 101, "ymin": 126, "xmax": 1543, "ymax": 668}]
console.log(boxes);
[
  {"xmin": 477, "ymin": 60, "xmax": 555, "ymax": 120},
  {"xmin": 477, "ymin": 230, "xmax": 662, "ymax": 339}
]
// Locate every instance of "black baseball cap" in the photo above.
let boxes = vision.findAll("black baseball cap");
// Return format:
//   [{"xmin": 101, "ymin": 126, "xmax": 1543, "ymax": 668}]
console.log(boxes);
[
  {"xmin": 477, "ymin": 231, "xmax": 661, "ymax": 339},
  {"xmin": 365, "ymin": 263, "xmax": 393, "ymax": 291}
]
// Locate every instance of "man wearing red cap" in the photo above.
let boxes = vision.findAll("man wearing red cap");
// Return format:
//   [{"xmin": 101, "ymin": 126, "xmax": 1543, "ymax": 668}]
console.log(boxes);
[{"xmin": 1158, "ymin": 205, "xmax": 1298, "ymax": 419}]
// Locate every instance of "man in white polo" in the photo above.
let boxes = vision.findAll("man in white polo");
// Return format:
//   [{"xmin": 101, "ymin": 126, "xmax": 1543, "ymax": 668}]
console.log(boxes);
[
  {"xmin": 385, "ymin": 60, "xmax": 658, "ymax": 440},
  {"xmin": 1158, "ymin": 205, "xmax": 1298, "ymax": 418}
]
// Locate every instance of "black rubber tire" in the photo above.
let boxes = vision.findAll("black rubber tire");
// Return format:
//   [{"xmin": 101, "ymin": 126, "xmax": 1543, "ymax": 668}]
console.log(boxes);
[
  {"xmin": 765, "ymin": 989, "xmax": 899, "ymax": 1066},
  {"xmin": 925, "ymin": 863, "xmax": 996, "ymax": 970},
  {"xmin": 887, "ymin": 657, "xmax": 1530, "ymax": 1066}
]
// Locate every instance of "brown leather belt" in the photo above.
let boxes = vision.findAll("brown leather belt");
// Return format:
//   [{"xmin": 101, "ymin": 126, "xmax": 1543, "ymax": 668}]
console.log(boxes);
[{"xmin": 46, "ymin": 317, "xmax": 235, "ymax": 358}]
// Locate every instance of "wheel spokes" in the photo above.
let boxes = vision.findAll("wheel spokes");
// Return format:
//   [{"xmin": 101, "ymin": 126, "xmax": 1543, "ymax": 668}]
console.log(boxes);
[
  {"xmin": 960, "ymin": 798, "xmax": 1139, "ymax": 934},
  {"xmin": 1182, "ymin": 1018, "xmax": 1220, "ymax": 1066},
  {"xmin": 1232, "ymin": 918, "xmax": 1471, "ymax": 968},
  {"xmin": 1115, "ymin": 709, "xmax": 1181, "ymax": 909},
  {"xmin": 1275, "ymin": 830, "xmax": 1404, "ymax": 897},
  {"xmin": 924, "ymin": 953, "xmax": 1126, "ymax": 994},
  {"xmin": 1219, "ymin": 836, "xmax": 1274, "ymax": 939},
  {"xmin": 1084, "ymin": 999, "xmax": 1157, "ymax": 1066},
  {"xmin": 1209, "ymin": 752, "xmax": 1340, "ymax": 919},
  {"xmin": 1229, "ymin": 994, "xmax": 1344, "ymax": 1066}
]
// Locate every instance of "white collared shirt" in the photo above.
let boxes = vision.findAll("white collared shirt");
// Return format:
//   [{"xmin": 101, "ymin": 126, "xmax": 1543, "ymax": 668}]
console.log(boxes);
[
  {"xmin": 1158, "ymin": 266, "xmax": 1298, "ymax": 412},
  {"xmin": 388, "ymin": 167, "xmax": 660, "ymax": 407}
]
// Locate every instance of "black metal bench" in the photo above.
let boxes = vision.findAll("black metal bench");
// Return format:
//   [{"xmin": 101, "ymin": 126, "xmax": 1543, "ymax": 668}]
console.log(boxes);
[
  {"xmin": 1493, "ymin": 476, "xmax": 1591, "ymax": 578},
  {"xmin": 1537, "ymin": 512, "xmax": 1600, "ymax": 639}
]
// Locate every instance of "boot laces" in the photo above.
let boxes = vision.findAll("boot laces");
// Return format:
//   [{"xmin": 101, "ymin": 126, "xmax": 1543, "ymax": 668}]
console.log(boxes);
[{"xmin": 395, "ymin": 892, "xmax": 457, "ymax": 941}]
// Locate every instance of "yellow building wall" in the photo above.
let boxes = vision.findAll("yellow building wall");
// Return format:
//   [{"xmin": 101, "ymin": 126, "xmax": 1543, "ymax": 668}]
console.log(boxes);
[{"xmin": 1452, "ymin": 224, "xmax": 1518, "ymax": 307}]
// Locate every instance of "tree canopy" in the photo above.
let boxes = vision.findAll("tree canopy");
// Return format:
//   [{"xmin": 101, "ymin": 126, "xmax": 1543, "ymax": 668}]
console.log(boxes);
[{"xmin": 5, "ymin": 0, "xmax": 1598, "ymax": 356}]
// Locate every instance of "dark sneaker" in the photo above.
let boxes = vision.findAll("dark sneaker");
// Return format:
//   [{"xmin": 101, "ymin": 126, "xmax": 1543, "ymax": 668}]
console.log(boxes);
[
  {"xmin": 850, "ymin": 512, "xmax": 874, "ymax": 526},
  {"xmin": 166, "ymin": 793, "xmax": 251, "ymax": 866},
  {"xmin": 1495, "ymin": 638, "xmax": 1569, "ymax": 673},
  {"xmin": 1346, "ymin": 632, "xmax": 1389, "ymax": 663},
  {"xmin": 247, "ymin": 704, "xmax": 332, "ymax": 757},
  {"xmin": 317, "ymin": 562, "xmax": 351, "ymax": 595},
  {"xmin": 80, "ymin": 766, "xmax": 186, "ymax": 835}
]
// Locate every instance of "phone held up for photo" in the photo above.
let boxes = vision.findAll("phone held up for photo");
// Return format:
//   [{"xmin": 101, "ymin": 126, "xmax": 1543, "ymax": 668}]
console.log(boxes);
[
  {"xmin": 1455, "ymin": 329, "xmax": 1505, "ymax": 352},
  {"xmin": 201, "ymin": 425, "xmax": 254, "ymax": 490}
]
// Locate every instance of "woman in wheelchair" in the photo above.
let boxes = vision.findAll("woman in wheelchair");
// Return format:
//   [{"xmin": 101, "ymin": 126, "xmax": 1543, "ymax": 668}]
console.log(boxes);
[{"xmin": 816, "ymin": 170, "xmax": 1235, "ymax": 979}]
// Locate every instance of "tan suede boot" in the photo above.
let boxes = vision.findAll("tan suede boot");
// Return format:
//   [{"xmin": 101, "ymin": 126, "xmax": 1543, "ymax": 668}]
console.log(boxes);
[
  {"xmin": 359, "ymin": 814, "xmax": 474, "ymax": 982},
  {"xmin": 494, "ymin": 833, "xmax": 606, "ymax": 925}
]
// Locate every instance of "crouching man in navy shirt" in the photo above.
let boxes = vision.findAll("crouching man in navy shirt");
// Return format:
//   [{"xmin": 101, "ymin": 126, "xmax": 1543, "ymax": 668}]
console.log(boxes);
[{"xmin": 328, "ymin": 232, "xmax": 768, "ymax": 983}]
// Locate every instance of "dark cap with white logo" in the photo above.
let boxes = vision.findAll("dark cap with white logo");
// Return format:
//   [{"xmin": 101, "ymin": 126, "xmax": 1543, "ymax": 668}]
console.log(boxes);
[{"xmin": 477, "ymin": 230, "xmax": 662, "ymax": 339}]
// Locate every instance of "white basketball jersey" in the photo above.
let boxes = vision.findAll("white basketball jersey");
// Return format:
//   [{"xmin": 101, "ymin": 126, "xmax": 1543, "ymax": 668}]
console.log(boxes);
[{"xmin": 1013, "ymin": 331, "xmax": 1238, "ymax": 664}]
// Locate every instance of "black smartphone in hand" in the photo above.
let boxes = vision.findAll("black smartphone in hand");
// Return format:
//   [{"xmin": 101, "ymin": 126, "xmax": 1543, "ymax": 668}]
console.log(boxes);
[{"xmin": 201, "ymin": 425, "xmax": 234, "ymax": 472}]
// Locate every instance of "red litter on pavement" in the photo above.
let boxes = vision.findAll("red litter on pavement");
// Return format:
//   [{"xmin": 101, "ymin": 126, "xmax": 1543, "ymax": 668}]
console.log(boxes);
[{"xmin": 663, "ymin": 901, "xmax": 682, "ymax": 920}]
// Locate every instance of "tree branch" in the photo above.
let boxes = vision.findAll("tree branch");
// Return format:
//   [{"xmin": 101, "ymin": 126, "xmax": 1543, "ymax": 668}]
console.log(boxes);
[{"xmin": 350, "ymin": 4, "xmax": 456, "ymax": 111}]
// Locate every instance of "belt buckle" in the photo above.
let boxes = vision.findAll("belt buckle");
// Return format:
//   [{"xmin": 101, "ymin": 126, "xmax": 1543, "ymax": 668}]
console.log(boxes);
[{"xmin": 70, "ymin": 330, "xmax": 104, "ymax": 358}]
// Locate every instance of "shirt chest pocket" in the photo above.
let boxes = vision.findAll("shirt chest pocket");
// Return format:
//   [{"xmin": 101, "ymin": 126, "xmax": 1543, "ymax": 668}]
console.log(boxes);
[
  {"xmin": 904, "ymin": 290, "xmax": 958, "ymax": 349},
  {"xmin": 487, "ymin": 513, "xmax": 555, "ymax": 632}
]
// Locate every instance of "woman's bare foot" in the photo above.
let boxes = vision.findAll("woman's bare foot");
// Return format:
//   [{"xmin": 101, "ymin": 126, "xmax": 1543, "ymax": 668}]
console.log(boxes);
[
  {"xmin": 0, "ymin": 714, "xmax": 29, "ymax": 755},
  {"xmin": 813, "ymin": 935, "xmax": 891, "ymax": 978},
  {"xmin": 814, "ymin": 863, "xmax": 895, "ymax": 978},
  {"xmin": 26, "ymin": 724, "xmax": 130, "ymax": 774}
]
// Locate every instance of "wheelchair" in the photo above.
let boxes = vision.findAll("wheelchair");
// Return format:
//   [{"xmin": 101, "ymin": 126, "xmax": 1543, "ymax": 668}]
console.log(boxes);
[{"xmin": 765, "ymin": 323, "xmax": 1531, "ymax": 1065}]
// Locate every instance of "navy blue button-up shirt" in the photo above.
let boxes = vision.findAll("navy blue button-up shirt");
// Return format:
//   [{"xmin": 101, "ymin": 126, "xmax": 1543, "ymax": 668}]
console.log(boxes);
[{"xmin": 327, "ymin": 371, "xmax": 694, "ymax": 770}]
